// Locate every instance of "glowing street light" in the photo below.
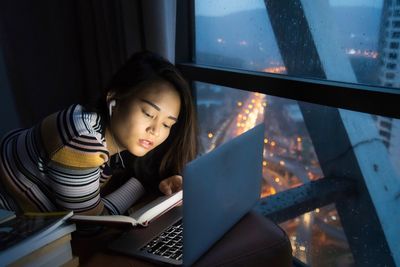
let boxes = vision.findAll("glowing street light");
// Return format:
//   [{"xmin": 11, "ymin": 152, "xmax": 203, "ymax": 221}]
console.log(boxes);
[{"xmin": 262, "ymin": 160, "xmax": 267, "ymax": 167}]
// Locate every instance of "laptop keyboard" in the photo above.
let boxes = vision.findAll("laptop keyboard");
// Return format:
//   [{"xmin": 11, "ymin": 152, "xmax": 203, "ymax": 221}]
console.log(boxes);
[{"xmin": 140, "ymin": 219, "xmax": 183, "ymax": 261}]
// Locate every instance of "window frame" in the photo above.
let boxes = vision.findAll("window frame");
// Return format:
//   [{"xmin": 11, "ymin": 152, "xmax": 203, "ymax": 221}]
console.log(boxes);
[{"xmin": 175, "ymin": 1, "xmax": 399, "ymax": 266}]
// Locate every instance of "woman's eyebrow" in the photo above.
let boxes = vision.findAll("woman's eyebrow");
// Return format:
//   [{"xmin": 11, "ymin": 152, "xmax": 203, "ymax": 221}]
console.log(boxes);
[
  {"xmin": 140, "ymin": 98, "xmax": 160, "ymax": 111},
  {"xmin": 140, "ymin": 98, "xmax": 178, "ymax": 121}
]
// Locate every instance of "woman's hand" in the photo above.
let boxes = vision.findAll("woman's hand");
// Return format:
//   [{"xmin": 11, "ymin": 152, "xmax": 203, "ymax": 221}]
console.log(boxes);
[{"xmin": 158, "ymin": 175, "xmax": 182, "ymax": 196}]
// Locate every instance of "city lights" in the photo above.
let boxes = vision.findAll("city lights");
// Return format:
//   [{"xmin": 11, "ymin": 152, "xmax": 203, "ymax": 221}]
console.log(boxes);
[
  {"xmin": 262, "ymin": 66, "xmax": 287, "ymax": 74},
  {"xmin": 196, "ymin": 3, "xmax": 389, "ymax": 266}
]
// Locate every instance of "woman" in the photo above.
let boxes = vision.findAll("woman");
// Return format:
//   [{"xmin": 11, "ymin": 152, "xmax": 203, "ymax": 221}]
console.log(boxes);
[{"xmin": 0, "ymin": 51, "xmax": 198, "ymax": 216}]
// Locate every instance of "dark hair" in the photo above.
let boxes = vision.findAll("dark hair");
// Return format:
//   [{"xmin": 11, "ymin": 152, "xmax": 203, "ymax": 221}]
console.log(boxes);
[{"xmin": 88, "ymin": 50, "xmax": 198, "ymax": 191}]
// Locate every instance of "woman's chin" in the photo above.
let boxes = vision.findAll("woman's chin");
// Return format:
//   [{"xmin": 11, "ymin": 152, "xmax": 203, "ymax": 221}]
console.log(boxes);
[{"xmin": 128, "ymin": 145, "xmax": 152, "ymax": 157}]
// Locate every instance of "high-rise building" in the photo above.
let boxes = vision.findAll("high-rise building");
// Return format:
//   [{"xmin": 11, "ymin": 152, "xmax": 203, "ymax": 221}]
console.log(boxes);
[{"xmin": 376, "ymin": 0, "xmax": 400, "ymax": 173}]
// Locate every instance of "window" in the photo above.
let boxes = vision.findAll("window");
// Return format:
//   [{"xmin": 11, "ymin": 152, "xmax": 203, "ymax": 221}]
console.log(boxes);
[
  {"xmin": 392, "ymin": 20, "xmax": 400, "ymax": 28},
  {"xmin": 280, "ymin": 204, "xmax": 354, "ymax": 266},
  {"xmin": 386, "ymin": 62, "xmax": 397, "ymax": 69},
  {"xmin": 178, "ymin": 0, "xmax": 400, "ymax": 266},
  {"xmin": 388, "ymin": 52, "xmax": 398, "ymax": 59},
  {"xmin": 381, "ymin": 120, "xmax": 393, "ymax": 130},
  {"xmin": 195, "ymin": 82, "xmax": 323, "ymax": 196},
  {"xmin": 386, "ymin": 72, "xmax": 396, "ymax": 79},
  {"xmin": 195, "ymin": 0, "xmax": 387, "ymax": 88},
  {"xmin": 194, "ymin": 80, "xmax": 400, "ymax": 267},
  {"xmin": 392, "ymin": 31, "xmax": 400, "ymax": 38},
  {"xmin": 390, "ymin": 42, "xmax": 400, "ymax": 49},
  {"xmin": 195, "ymin": 0, "xmax": 284, "ymax": 73}
]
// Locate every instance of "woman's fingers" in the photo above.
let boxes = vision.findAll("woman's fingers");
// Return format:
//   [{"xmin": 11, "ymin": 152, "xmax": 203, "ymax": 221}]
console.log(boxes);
[
  {"xmin": 171, "ymin": 175, "xmax": 183, "ymax": 192},
  {"xmin": 159, "ymin": 180, "xmax": 172, "ymax": 195},
  {"xmin": 158, "ymin": 175, "xmax": 183, "ymax": 195}
]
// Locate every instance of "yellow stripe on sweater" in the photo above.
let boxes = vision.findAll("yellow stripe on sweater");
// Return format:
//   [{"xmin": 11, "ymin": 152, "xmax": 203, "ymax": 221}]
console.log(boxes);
[{"xmin": 52, "ymin": 146, "xmax": 107, "ymax": 168}]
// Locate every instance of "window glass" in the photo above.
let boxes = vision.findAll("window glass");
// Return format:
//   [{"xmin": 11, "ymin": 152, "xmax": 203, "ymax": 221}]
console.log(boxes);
[
  {"xmin": 195, "ymin": 1, "xmax": 400, "ymax": 265},
  {"xmin": 195, "ymin": 82, "xmax": 323, "ymax": 198},
  {"xmin": 195, "ymin": 0, "xmax": 285, "ymax": 73},
  {"xmin": 195, "ymin": 81, "xmax": 360, "ymax": 266},
  {"xmin": 194, "ymin": 80, "xmax": 400, "ymax": 266},
  {"xmin": 280, "ymin": 204, "xmax": 354, "ymax": 266},
  {"xmin": 195, "ymin": 0, "xmax": 397, "ymax": 90}
]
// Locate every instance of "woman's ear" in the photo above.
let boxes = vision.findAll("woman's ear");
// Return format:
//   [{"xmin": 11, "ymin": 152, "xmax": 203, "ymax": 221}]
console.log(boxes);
[{"xmin": 106, "ymin": 91, "xmax": 116, "ymax": 102}]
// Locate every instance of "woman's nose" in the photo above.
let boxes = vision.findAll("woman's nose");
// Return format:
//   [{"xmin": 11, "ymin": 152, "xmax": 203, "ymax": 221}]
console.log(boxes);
[{"xmin": 148, "ymin": 123, "xmax": 160, "ymax": 137}]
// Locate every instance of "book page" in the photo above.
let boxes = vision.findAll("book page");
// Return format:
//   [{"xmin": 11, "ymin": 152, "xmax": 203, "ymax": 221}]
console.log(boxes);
[
  {"xmin": 69, "ymin": 191, "xmax": 182, "ymax": 227},
  {"xmin": 130, "ymin": 190, "xmax": 182, "ymax": 226},
  {"xmin": 69, "ymin": 215, "xmax": 138, "ymax": 227}
]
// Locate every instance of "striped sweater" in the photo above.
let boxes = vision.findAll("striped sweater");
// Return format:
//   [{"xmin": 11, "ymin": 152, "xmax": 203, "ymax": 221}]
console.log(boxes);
[{"xmin": 0, "ymin": 104, "xmax": 145, "ymax": 215}]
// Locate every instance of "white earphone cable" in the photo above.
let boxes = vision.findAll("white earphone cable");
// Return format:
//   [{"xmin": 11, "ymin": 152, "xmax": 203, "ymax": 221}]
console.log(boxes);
[
  {"xmin": 109, "ymin": 100, "xmax": 126, "ymax": 169},
  {"xmin": 111, "ymin": 132, "xmax": 126, "ymax": 169}
]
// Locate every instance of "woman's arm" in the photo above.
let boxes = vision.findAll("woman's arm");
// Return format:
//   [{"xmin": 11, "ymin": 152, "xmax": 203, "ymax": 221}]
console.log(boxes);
[
  {"xmin": 47, "ymin": 161, "xmax": 146, "ymax": 215},
  {"xmin": 102, "ymin": 176, "xmax": 145, "ymax": 214}
]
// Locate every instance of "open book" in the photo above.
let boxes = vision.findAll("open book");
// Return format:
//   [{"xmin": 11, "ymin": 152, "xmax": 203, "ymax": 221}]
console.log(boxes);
[{"xmin": 70, "ymin": 190, "xmax": 182, "ymax": 227}]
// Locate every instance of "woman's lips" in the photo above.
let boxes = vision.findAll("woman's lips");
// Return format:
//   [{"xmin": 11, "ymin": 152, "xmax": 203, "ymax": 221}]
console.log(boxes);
[{"xmin": 138, "ymin": 139, "xmax": 154, "ymax": 149}]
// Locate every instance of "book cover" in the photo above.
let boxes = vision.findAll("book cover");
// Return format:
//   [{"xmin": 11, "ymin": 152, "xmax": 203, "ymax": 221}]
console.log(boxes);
[
  {"xmin": 9, "ymin": 234, "xmax": 74, "ymax": 267},
  {"xmin": 0, "ymin": 211, "xmax": 75, "ymax": 266},
  {"xmin": 0, "ymin": 209, "xmax": 16, "ymax": 224}
]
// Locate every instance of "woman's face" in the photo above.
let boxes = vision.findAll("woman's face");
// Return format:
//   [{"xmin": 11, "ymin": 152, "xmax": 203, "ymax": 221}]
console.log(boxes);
[{"xmin": 111, "ymin": 81, "xmax": 181, "ymax": 157}]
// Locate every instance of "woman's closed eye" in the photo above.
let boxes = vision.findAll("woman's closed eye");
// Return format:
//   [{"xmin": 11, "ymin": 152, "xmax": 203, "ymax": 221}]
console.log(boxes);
[{"xmin": 142, "ymin": 109, "xmax": 154, "ymax": 119}]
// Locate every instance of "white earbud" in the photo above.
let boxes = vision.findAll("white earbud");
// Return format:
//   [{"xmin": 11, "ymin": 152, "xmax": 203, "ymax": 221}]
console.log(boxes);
[{"xmin": 109, "ymin": 100, "xmax": 116, "ymax": 117}]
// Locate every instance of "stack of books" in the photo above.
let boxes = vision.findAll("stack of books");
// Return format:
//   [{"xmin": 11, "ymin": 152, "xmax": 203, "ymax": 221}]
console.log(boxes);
[{"xmin": 0, "ymin": 209, "xmax": 77, "ymax": 267}]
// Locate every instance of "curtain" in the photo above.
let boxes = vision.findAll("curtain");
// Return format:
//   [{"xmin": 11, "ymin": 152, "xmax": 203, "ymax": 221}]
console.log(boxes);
[{"xmin": 0, "ymin": 0, "xmax": 176, "ymax": 130}]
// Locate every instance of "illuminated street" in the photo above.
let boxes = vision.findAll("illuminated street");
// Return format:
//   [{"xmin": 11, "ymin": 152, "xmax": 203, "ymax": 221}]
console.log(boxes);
[{"xmin": 199, "ymin": 84, "xmax": 353, "ymax": 265}]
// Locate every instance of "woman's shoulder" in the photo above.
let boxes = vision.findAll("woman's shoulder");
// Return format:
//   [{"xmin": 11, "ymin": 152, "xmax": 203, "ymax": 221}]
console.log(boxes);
[{"xmin": 40, "ymin": 104, "xmax": 109, "ymax": 168}]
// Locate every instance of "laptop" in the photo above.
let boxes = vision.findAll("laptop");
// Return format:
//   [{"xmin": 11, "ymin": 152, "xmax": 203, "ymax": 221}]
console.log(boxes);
[{"xmin": 109, "ymin": 123, "xmax": 265, "ymax": 266}]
